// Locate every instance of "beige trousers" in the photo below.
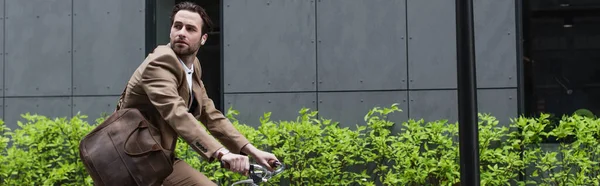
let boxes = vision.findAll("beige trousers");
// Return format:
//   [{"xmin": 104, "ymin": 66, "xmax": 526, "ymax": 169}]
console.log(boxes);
[{"xmin": 162, "ymin": 159, "xmax": 218, "ymax": 186}]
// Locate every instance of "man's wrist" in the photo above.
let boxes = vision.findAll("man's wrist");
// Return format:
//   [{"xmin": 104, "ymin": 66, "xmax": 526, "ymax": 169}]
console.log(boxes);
[
  {"xmin": 241, "ymin": 143, "xmax": 258, "ymax": 156},
  {"xmin": 214, "ymin": 148, "xmax": 230, "ymax": 161}
]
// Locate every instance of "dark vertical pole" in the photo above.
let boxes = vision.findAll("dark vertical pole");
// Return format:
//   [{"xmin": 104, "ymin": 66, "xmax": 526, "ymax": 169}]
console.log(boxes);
[
  {"xmin": 145, "ymin": 0, "xmax": 156, "ymax": 56},
  {"xmin": 219, "ymin": 0, "xmax": 225, "ymax": 111},
  {"xmin": 515, "ymin": 0, "xmax": 526, "ymax": 181},
  {"xmin": 515, "ymin": 0, "xmax": 525, "ymax": 116},
  {"xmin": 456, "ymin": 0, "xmax": 480, "ymax": 185}
]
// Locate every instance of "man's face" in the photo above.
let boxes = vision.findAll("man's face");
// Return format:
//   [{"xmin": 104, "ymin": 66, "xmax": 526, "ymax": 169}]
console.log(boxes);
[{"xmin": 170, "ymin": 10, "xmax": 207, "ymax": 57}]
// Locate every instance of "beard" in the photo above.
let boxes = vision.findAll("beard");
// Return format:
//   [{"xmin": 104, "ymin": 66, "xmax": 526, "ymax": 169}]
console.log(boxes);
[{"xmin": 170, "ymin": 41, "xmax": 200, "ymax": 57}]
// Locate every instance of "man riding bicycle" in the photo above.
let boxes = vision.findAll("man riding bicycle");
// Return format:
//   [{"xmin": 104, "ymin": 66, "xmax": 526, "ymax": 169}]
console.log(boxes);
[{"xmin": 118, "ymin": 2, "xmax": 279, "ymax": 185}]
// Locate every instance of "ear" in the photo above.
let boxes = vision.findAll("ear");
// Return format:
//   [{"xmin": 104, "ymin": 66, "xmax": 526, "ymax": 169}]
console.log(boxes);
[{"xmin": 201, "ymin": 33, "xmax": 208, "ymax": 45}]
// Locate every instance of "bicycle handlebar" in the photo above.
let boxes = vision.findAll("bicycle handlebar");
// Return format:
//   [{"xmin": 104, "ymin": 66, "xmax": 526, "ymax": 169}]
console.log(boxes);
[{"xmin": 223, "ymin": 160, "xmax": 286, "ymax": 186}]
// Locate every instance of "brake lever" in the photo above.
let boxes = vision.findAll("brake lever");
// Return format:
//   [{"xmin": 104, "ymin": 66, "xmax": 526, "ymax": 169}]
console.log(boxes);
[
  {"xmin": 249, "ymin": 164, "xmax": 265, "ymax": 183},
  {"xmin": 229, "ymin": 161, "xmax": 285, "ymax": 186},
  {"xmin": 250, "ymin": 160, "xmax": 285, "ymax": 184}
]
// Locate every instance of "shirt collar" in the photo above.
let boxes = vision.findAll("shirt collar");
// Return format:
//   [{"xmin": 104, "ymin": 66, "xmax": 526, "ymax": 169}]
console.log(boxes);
[{"xmin": 178, "ymin": 58, "xmax": 194, "ymax": 74}]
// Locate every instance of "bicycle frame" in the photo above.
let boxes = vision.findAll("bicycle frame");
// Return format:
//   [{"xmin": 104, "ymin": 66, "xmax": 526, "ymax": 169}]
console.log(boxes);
[{"xmin": 230, "ymin": 162, "xmax": 285, "ymax": 186}]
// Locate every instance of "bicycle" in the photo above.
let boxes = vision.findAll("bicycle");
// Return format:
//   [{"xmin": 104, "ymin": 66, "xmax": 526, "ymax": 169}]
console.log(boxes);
[{"xmin": 223, "ymin": 160, "xmax": 286, "ymax": 186}]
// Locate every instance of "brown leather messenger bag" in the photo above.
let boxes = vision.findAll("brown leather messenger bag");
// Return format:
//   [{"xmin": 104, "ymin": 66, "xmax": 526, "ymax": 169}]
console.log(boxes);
[{"xmin": 78, "ymin": 86, "xmax": 173, "ymax": 186}]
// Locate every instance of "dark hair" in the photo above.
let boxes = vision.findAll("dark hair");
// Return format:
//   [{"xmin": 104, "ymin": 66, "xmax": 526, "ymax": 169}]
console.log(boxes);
[{"xmin": 170, "ymin": 1, "xmax": 214, "ymax": 34}]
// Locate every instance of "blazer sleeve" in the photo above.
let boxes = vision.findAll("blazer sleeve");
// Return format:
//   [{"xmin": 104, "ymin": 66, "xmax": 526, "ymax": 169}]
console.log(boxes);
[
  {"xmin": 140, "ymin": 55, "xmax": 223, "ymax": 161},
  {"xmin": 198, "ymin": 81, "xmax": 250, "ymax": 154}
]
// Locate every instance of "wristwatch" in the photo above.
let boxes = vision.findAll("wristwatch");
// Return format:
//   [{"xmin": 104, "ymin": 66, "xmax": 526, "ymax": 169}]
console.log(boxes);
[{"xmin": 216, "ymin": 149, "xmax": 230, "ymax": 161}]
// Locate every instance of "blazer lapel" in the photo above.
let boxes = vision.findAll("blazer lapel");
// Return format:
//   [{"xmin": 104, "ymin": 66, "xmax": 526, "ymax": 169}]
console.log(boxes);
[{"xmin": 190, "ymin": 57, "xmax": 203, "ymax": 116}]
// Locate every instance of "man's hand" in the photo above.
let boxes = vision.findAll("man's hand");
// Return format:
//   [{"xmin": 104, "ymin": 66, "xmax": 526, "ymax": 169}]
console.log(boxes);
[
  {"xmin": 241, "ymin": 144, "xmax": 280, "ymax": 171},
  {"xmin": 220, "ymin": 153, "xmax": 250, "ymax": 175}
]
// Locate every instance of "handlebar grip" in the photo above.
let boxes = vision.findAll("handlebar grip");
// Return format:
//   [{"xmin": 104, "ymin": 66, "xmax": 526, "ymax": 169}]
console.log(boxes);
[
  {"xmin": 220, "ymin": 161, "xmax": 230, "ymax": 169},
  {"xmin": 221, "ymin": 159, "xmax": 282, "ymax": 171},
  {"xmin": 268, "ymin": 159, "xmax": 281, "ymax": 168}
]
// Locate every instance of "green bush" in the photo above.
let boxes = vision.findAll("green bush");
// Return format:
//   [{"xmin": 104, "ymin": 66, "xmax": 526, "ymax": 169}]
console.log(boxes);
[
  {"xmin": 0, "ymin": 113, "xmax": 96, "ymax": 185},
  {"xmin": 1, "ymin": 104, "xmax": 600, "ymax": 185}
]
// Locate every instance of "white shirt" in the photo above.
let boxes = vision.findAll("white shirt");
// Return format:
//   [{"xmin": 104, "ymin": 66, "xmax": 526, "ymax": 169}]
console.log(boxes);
[{"xmin": 178, "ymin": 58, "xmax": 194, "ymax": 97}]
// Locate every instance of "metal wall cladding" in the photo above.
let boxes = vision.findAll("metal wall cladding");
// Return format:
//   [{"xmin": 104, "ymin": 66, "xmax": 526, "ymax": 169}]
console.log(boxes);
[
  {"xmin": 408, "ymin": 90, "xmax": 458, "ymax": 123},
  {"xmin": 5, "ymin": 0, "xmax": 72, "ymax": 96},
  {"xmin": 224, "ymin": 93, "xmax": 317, "ymax": 128},
  {"xmin": 406, "ymin": 89, "xmax": 517, "ymax": 127},
  {"xmin": 477, "ymin": 89, "xmax": 518, "ymax": 127},
  {"xmin": 73, "ymin": 0, "xmax": 145, "ymax": 95},
  {"xmin": 317, "ymin": 91, "xmax": 408, "ymax": 134},
  {"xmin": 223, "ymin": 0, "xmax": 316, "ymax": 93},
  {"xmin": 219, "ymin": 0, "xmax": 521, "ymax": 128},
  {"xmin": 0, "ymin": 0, "xmax": 3, "ymax": 97},
  {"xmin": 0, "ymin": 99, "xmax": 3, "ymax": 120},
  {"xmin": 474, "ymin": 0, "xmax": 517, "ymax": 88},
  {"xmin": 407, "ymin": 0, "xmax": 457, "ymax": 90},
  {"xmin": 72, "ymin": 96, "xmax": 120, "ymax": 124},
  {"xmin": 316, "ymin": 0, "xmax": 408, "ymax": 91},
  {"xmin": 4, "ymin": 97, "xmax": 72, "ymax": 131},
  {"xmin": 1, "ymin": 0, "xmax": 146, "ymax": 130}
]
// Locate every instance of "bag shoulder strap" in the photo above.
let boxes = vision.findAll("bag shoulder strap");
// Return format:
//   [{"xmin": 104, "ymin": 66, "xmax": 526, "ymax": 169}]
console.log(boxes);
[{"xmin": 115, "ymin": 84, "xmax": 128, "ymax": 111}]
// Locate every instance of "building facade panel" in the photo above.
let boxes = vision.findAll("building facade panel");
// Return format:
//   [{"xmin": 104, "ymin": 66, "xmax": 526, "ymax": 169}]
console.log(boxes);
[
  {"xmin": 224, "ymin": 92, "xmax": 317, "ymax": 127},
  {"xmin": 5, "ymin": 0, "xmax": 72, "ymax": 96},
  {"xmin": 223, "ymin": 0, "xmax": 317, "ymax": 93},
  {"xmin": 477, "ymin": 88, "xmax": 518, "ymax": 126},
  {"xmin": 317, "ymin": 91, "xmax": 408, "ymax": 134},
  {"xmin": 407, "ymin": 0, "xmax": 457, "ymax": 90},
  {"xmin": 0, "ymin": 0, "xmax": 3, "ymax": 97},
  {"xmin": 408, "ymin": 90, "xmax": 458, "ymax": 123},
  {"xmin": 316, "ymin": 0, "xmax": 408, "ymax": 91},
  {"xmin": 72, "ymin": 96, "xmax": 121, "ymax": 123},
  {"xmin": 3, "ymin": 97, "xmax": 72, "ymax": 131},
  {"xmin": 474, "ymin": 0, "xmax": 518, "ymax": 88},
  {"xmin": 73, "ymin": 0, "xmax": 146, "ymax": 95},
  {"xmin": 0, "ymin": 99, "xmax": 3, "ymax": 120}
]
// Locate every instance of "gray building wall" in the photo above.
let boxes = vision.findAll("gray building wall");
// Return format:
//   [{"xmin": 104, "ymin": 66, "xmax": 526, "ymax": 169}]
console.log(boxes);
[
  {"xmin": 1, "ymin": 0, "xmax": 146, "ymax": 129},
  {"xmin": 222, "ymin": 0, "xmax": 519, "ymax": 130},
  {"xmin": 0, "ymin": 0, "xmax": 520, "ymax": 132}
]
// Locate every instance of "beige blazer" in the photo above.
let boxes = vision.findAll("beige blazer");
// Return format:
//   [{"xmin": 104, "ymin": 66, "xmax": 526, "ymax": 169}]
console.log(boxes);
[{"xmin": 119, "ymin": 44, "xmax": 249, "ymax": 161}]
